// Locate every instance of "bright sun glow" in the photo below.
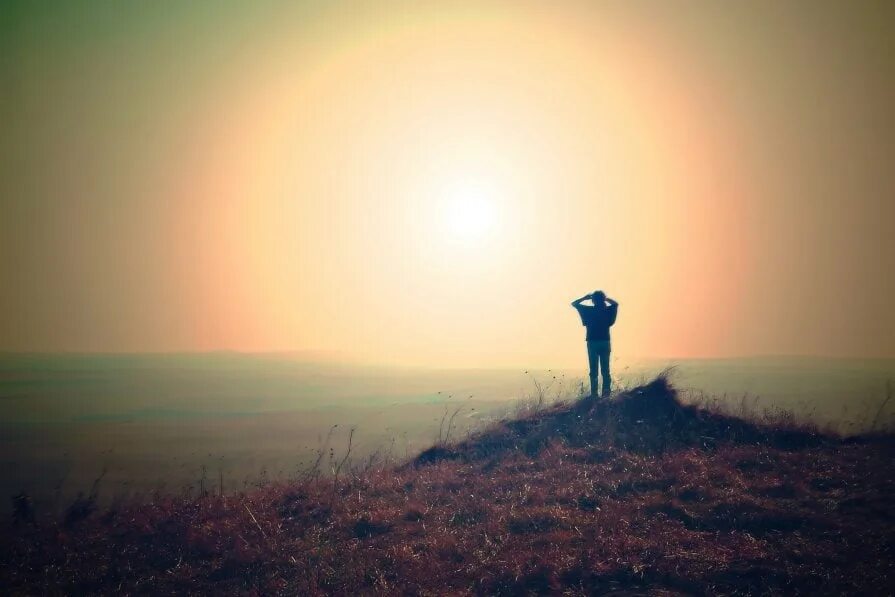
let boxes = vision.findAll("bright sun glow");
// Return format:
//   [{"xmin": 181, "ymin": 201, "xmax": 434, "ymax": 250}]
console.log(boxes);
[{"xmin": 441, "ymin": 182, "xmax": 498, "ymax": 246}]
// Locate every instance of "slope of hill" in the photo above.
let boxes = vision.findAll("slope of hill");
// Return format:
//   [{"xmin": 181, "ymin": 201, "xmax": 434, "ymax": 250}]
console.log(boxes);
[{"xmin": 2, "ymin": 376, "xmax": 894, "ymax": 594}]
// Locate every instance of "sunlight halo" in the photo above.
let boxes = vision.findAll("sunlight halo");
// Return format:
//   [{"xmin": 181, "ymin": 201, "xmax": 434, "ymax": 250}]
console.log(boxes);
[{"xmin": 440, "ymin": 181, "xmax": 498, "ymax": 247}]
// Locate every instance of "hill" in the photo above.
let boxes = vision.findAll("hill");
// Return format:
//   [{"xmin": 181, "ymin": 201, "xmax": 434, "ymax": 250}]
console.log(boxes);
[{"xmin": 2, "ymin": 376, "xmax": 894, "ymax": 594}]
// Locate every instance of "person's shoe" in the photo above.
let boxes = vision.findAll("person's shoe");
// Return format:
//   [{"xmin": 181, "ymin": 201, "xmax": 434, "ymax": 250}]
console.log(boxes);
[{"xmin": 588, "ymin": 383, "xmax": 598, "ymax": 400}]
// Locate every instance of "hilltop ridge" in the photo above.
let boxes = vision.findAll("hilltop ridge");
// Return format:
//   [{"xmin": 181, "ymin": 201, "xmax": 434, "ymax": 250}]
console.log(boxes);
[{"xmin": 415, "ymin": 375, "xmax": 831, "ymax": 467}]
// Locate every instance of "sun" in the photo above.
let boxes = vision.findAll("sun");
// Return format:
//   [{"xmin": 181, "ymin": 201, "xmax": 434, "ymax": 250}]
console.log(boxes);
[{"xmin": 441, "ymin": 181, "xmax": 498, "ymax": 246}]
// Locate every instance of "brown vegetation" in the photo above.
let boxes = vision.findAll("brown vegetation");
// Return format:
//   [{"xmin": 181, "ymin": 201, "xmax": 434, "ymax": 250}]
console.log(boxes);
[{"xmin": 2, "ymin": 376, "xmax": 894, "ymax": 594}]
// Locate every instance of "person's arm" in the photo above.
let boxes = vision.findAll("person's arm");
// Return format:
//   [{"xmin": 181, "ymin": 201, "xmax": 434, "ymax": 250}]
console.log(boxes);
[
  {"xmin": 606, "ymin": 297, "xmax": 619, "ymax": 325},
  {"xmin": 571, "ymin": 293, "xmax": 591, "ymax": 308}
]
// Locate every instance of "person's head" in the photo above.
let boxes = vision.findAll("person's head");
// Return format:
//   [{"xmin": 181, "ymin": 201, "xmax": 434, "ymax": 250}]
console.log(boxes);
[{"xmin": 591, "ymin": 290, "xmax": 606, "ymax": 304}]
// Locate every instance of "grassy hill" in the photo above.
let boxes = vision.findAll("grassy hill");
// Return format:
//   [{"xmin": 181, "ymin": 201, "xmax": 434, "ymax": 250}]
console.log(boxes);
[{"xmin": 3, "ymin": 376, "xmax": 894, "ymax": 594}]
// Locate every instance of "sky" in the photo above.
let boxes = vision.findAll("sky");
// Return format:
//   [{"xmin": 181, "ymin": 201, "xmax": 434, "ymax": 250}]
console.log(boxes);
[{"xmin": 1, "ymin": 1, "xmax": 894, "ymax": 368}]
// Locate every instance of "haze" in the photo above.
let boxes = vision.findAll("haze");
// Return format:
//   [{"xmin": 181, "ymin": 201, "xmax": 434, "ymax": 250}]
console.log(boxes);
[{"xmin": 2, "ymin": 1, "xmax": 894, "ymax": 368}]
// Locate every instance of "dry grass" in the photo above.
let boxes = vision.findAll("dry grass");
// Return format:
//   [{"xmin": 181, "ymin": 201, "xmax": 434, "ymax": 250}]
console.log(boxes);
[{"xmin": 2, "ymin": 375, "xmax": 894, "ymax": 594}]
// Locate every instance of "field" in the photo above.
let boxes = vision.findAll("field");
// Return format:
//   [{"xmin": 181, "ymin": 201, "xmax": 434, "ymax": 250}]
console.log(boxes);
[
  {"xmin": 2, "ymin": 354, "xmax": 894, "ymax": 515},
  {"xmin": 2, "ymin": 374, "xmax": 894, "ymax": 594}
]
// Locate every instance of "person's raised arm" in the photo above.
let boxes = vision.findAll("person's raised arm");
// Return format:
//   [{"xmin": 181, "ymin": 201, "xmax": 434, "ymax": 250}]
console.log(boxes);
[
  {"xmin": 606, "ymin": 296, "xmax": 619, "ymax": 326},
  {"xmin": 571, "ymin": 293, "xmax": 591, "ymax": 308}
]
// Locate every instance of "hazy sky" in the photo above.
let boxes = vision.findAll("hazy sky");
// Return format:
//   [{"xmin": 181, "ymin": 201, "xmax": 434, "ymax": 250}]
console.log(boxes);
[{"xmin": 2, "ymin": 1, "xmax": 894, "ymax": 367}]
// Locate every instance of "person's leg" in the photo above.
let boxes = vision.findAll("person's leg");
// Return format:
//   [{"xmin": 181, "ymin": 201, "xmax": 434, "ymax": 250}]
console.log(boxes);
[
  {"xmin": 586, "ymin": 341, "xmax": 598, "ymax": 398},
  {"xmin": 600, "ymin": 342, "xmax": 612, "ymax": 396}
]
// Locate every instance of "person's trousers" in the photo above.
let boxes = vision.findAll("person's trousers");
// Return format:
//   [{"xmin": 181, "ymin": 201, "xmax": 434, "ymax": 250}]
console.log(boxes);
[{"xmin": 586, "ymin": 340, "xmax": 611, "ymax": 397}]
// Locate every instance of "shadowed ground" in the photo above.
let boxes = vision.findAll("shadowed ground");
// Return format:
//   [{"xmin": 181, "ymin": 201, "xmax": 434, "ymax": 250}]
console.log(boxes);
[{"xmin": 2, "ymin": 375, "xmax": 894, "ymax": 594}]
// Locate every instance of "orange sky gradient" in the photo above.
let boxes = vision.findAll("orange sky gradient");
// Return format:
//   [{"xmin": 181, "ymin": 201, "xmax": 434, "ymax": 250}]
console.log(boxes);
[{"xmin": 2, "ymin": 1, "xmax": 894, "ymax": 368}]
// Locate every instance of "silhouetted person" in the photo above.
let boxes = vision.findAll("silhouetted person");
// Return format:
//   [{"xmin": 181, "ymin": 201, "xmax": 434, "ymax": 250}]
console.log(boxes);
[{"xmin": 571, "ymin": 290, "xmax": 618, "ymax": 398}]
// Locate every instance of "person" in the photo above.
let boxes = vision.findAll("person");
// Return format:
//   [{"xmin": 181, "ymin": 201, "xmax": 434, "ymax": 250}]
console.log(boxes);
[{"xmin": 571, "ymin": 290, "xmax": 618, "ymax": 398}]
